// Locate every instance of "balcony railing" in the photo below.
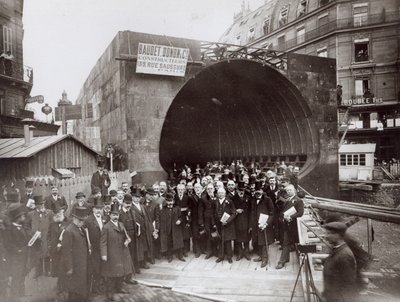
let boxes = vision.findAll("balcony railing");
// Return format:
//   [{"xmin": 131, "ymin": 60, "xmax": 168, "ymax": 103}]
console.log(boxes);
[
  {"xmin": 274, "ymin": 10, "xmax": 399, "ymax": 51},
  {"xmin": 0, "ymin": 59, "xmax": 33, "ymax": 84}
]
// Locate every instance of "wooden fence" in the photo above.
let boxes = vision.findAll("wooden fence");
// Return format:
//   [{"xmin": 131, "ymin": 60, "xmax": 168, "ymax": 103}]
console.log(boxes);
[
  {"xmin": 0, "ymin": 170, "xmax": 131, "ymax": 207},
  {"xmin": 389, "ymin": 163, "xmax": 400, "ymax": 179}
]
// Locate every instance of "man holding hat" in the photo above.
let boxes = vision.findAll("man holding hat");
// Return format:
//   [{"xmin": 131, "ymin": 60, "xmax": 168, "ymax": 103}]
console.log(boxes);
[
  {"xmin": 20, "ymin": 180, "xmax": 35, "ymax": 210},
  {"xmin": 322, "ymin": 221, "xmax": 357, "ymax": 302},
  {"xmin": 4, "ymin": 203, "xmax": 29, "ymax": 302},
  {"xmin": 91, "ymin": 160, "xmax": 111, "ymax": 196},
  {"xmin": 27, "ymin": 195, "xmax": 52, "ymax": 278},
  {"xmin": 83, "ymin": 197, "xmax": 106, "ymax": 294},
  {"xmin": 101, "ymin": 203, "xmax": 134, "ymax": 301},
  {"xmin": 61, "ymin": 206, "xmax": 90, "ymax": 301}
]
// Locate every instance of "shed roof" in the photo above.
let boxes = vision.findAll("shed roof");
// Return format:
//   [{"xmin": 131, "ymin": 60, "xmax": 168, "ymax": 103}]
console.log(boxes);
[
  {"xmin": 339, "ymin": 143, "xmax": 376, "ymax": 154},
  {"xmin": 0, "ymin": 134, "xmax": 100, "ymax": 159}
]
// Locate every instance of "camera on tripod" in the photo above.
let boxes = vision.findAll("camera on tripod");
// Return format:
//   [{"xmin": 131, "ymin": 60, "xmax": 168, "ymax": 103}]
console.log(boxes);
[{"xmin": 296, "ymin": 243, "xmax": 317, "ymax": 254}]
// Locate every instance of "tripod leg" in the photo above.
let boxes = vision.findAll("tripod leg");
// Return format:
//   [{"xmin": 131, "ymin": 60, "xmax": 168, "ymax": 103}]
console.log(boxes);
[{"xmin": 290, "ymin": 254, "xmax": 306, "ymax": 302}]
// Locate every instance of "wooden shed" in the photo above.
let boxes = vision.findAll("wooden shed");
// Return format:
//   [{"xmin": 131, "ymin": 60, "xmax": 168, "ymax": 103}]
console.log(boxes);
[
  {"xmin": 0, "ymin": 134, "xmax": 100, "ymax": 180},
  {"xmin": 339, "ymin": 143, "xmax": 376, "ymax": 181}
]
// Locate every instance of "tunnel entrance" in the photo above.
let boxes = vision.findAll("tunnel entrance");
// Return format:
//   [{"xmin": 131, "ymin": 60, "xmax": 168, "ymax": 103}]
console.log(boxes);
[{"xmin": 160, "ymin": 59, "xmax": 320, "ymax": 175}]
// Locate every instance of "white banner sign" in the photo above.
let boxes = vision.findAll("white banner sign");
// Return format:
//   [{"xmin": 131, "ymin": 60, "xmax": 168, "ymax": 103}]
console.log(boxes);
[{"xmin": 136, "ymin": 43, "xmax": 189, "ymax": 77}]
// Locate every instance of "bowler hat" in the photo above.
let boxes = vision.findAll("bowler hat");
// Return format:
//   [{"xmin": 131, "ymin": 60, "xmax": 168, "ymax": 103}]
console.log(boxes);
[
  {"xmin": 25, "ymin": 180, "xmax": 34, "ymax": 188},
  {"xmin": 123, "ymin": 194, "xmax": 133, "ymax": 203},
  {"xmin": 92, "ymin": 187, "xmax": 101, "ymax": 195},
  {"xmin": 146, "ymin": 188, "xmax": 157, "ymax": 195},
  {"xmin": 102, "ymin": 195, "xmax": 112, "ymax": 205},
  {"xmin": 72, "ymin": 207, "xmax": 88, "ymax": 220},
  {"xmin": 110, "ymin": 203, "xmax": 120, "ymax": 214},
  {"xmin": 6, "ymin": 192, "xmax": 19, "ymax": 203},
  {"xmin": 97, "ymin": 160, "xmax": 105, "ymax": 167},
  {"xmin": 33, "ymin": 195, "xmax": 44, "ymax": 205},
  {"xmin": 93, "ymin": 197, "xmax": 104, "ymax": 208},
  {"xmin": 165, "ymin": 192, "xmax": 174, "ymax": 201},
  {"xmin": 75, "ymin": 192, "xmax": 86, "ymax": 199},
  {"xmin": 8, "ymin": 204, "xmax": 27, "ymax": 222},
  {"xmin": 52, "ymin": 203, "xmax": 64, "ymax": 214},
  {"xmin": 323, "ymin": 221, "xmax": 347, "ymax": 235},
  {"xmin": 254, "ymin": 181, "xmax": 262, "ymax": 191},
  {"xmin": 130, "ymin": 187, "xmax": 142, "ymax": 197}
]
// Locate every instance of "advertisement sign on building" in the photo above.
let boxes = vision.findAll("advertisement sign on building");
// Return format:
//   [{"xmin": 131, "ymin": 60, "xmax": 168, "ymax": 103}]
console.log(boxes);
[{"xmin": 136, "ymin": 43, "xmax": 190, "ymax": 77}]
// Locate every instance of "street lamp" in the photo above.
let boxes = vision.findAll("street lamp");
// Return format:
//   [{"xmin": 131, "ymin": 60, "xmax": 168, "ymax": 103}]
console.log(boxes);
[{"xmin": 211, "ymin": 98, "xmax": 223, "ymax": 162}]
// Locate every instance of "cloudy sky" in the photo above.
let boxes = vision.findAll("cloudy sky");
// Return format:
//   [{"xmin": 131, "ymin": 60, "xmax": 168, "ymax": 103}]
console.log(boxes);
[{"xmin": 23, "ymin": 0, "xmax": 265, "ymax": 120}]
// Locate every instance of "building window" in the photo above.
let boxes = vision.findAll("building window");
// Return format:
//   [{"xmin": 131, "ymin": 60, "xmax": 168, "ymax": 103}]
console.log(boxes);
[
  {"xmin": 354, "ymin": 39, "xmax": 369, "ymax": 62},
  {"xmin": 353, "ymin": 4, "xmax": 368, "ymax": 27},
  {"xmin": 277, "ymin": 35, "xmax": 285, "ymax": 50},
  {"xmin": 3, "ymin": 26, "xmax": 12, "ymax": 53},
  {"xmin": 278, "ymin": 7, "xmax": 289, "ymax": 27},
  {"xmin": 355, "ymin": 79, "xmax": 370, "ymax": 97},
  {"xmin": 296, "ymin": 27, "xmax": 305, "ymax": 44},
  {"xmin": 263, "ymin": 18, "xmax": 271, "ymax": 35},
  {"xmin": 320, "ymin": 0, "xmax": 330, "ymax": 7},
  {"xmin": 297, "ymin": 0, "xmax": 307, "ymax": 18},
  {"xmin": 248, "ymin": 26, "xmax": 256, "ymax": 42},
  {"xmin": 0, "ymin": 89, "xmax": 5, "ymax": 115},
  {"xmin": 318, "ymin": 13, "xmax": 329, "ymax": 34},
  {"xmin": 317, "ymin": 47, "xmax": 328, "ymax": 57},
  {"xmin": 340, "ymin": 154, "xmax": 366, "ymax": 166}
]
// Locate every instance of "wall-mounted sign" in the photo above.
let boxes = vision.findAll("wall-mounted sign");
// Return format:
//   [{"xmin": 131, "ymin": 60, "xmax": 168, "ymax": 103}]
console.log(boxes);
[
  {"xmin": 136, "ymin": 43, "xmax": 189, "ymax": 77},
  {"xmin": 25, "ymin": 95, "xmax": 44, "ymax": 104},
  {"xmin": 341, "ymin": 97, "xmax": 383, "ymax": 107},
  {"xmin": 55, "ymin": 104, "xmax": 93, "ymax": 121}
]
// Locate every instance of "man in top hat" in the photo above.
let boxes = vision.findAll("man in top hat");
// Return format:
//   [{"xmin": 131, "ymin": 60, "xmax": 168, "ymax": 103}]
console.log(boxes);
[
  {"xmin": 45, "ymin": 185, "xmax": 68, "ymax": 212},
  {"xmin": 265, "ymin": 177, "xmax": 280, "ymax": 243},
  {"xmin": 119, "ymin": 194, "xmax": 140, "ymax": 277},
  {"xmin": 91, "ymin": 160, "xmax": 111, "ymax": 196},
  {"xmin": 102, "ymin": 195, "xmax": 112, "ymax": 223},
  {"xmin": 199, "ymin": 183, "xmax": 217, "ymax": 259},
  {"xmin": 20, "ymin": 180, "xmax": 35, "ymax": 210},
  {"xmin": 47, "ymin": 203, "xmax": 70, "ymax": 293},
  {"xmin": 143, "ymin": 187, "xmax": 160, "ymax": 261},
  {"xmin": 321, "ymin": 222, "xmax": 357, "ymax": 302},
  {"xmin": 87, "ymin": 187, "xmax": 102, "ymax": 208},
  {"xmin": 130, "ymin": 187, "xmax": 154, "ymax": 269},
  {"xmin": 156, "ymin": 192, "xmax": 184, "ymax": 262},
  {"xmin": 188, "ymin": 183, "xmax": 203, "ymax": 257},
  {"xmin": 61, "ymin": 206, "xmax": 90, "ymax": 301},
  {"xmin": 4, "ymin": 204, "xmax": 29, "ymax": 302},
  {"xmin": 27, "ymin": 195, "xmax": 52, "ymax": 278},
  {"xmin": 249, "ymin": 181, "xmax": 274, "ymax": 268},
  {"xmin": 83, "ymin": 197, "xmax": 106, "ymax": 294},
  {"xmin": 101, "ymin": 203, "xmax": 134, "ymax": 301},
  {"xmin": 233, "ymin": 181, "xmax": 251, "ymax": 261},
  {"xmin": 276, "ymin": 184, "xmax": 304, "ymax": 269}
]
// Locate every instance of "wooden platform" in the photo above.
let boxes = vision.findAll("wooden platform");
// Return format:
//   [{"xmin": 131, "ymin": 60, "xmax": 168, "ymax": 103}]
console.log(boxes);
[{"xmin": 135, "ymin": 243, "xmax": 304, "ymax": 302}]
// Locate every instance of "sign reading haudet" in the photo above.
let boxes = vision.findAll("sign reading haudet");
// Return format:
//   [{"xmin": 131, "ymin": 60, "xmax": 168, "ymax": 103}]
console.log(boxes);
[{"xmin": 136, "ymin": 43, "xmax": 190, "ymax": 77}]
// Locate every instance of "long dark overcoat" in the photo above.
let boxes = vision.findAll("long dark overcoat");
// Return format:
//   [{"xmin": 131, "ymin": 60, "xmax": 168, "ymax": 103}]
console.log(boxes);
[
  {"xmin": 28, "ymin": 209, "xmax": 52, "ymax": 259},
  {"xmin": 156, "ymin": 205, "xmax": 184, "ymax": 253},
  {"xmin": 61, "ymin": 222, "xmax": 89, "ymax": 297},
  {"xmin": 174, "ymin": 194, "xmax": 191, "ymax": 240},
  {"xmin": 47, "ymin": 217, "xmax": 70, "ymax": 277},
  {"xmin": 189, "ymin": 194, "xmax": 202, "ymax": 238},
  {"xmin": 199, "ymin": 194, "xmax": 216, "ymax": 233},
  {"xmin": 214, "ymin": 198, "xmax": 236, "ymax": 241},
  {"xmin": 83, "ymin": 214, "xmax": 104, "ymax": 277},
  {"xmin": 100, "ymin": 221, "xmax": 134, "ymax": 278},
  {"xmin": 130, "ymin": 203, "xmax": 153, "ymax": 262},
  {"xmin": 232, "ymin": 192, "xmax": 251, "ymax": 242},
  {"xmin": 250, "ymin": 195, "xmax": 274, "ymax": 245},
  {"xmin": 279, "ymin": 195, "xmax": 304, "ymax": 244}
]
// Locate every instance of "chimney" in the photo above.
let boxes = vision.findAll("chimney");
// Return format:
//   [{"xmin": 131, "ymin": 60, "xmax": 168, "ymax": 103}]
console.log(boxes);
[{"xmin": 21, "ymin": 118, "xmax": 35, "ymax": 146}]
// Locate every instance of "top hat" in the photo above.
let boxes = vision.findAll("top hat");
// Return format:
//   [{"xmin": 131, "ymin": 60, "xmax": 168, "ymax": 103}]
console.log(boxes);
[
  {"xmin": 249, "ymin": 176, "xmax": 257, "ymax": 184},
  {"xmin": 6, "ymin": 192, "xmax": 19, "ymax": 203},
  {"xmin": 109, "ymin": 190, "xmax": 117, "ymax": 197},
  {"xmin": 93, "ymin": 197, "xmax": 104, "ymax": 208},
  {"xmin": 52, "ymin": 203, "xmax": 64, "ymax": 214},
  {"xmin": 8, "ymin": 204, "xmax": 26, "ymax": 222},
  {"xmin": 110, "ymin": 203, "xmax": 120, "ymax": 214},
  {"xmin": 130, "ymin": 187, "xmax": 142, "ymax": 197},
  {"xmin": 237, "ymin": 181, "xmax": 246, "ymax": 190},
  {"xmin": 123, "ymin": 194, "xmax": 132, "ymax": 203},
  {"xmin": 97, "ymin": 160, "xmax": 105, "ymax": 167},
  {"xmin": 258, "ymin": 172, "xmax": 266, "ymax": 179},
  {"xmin": 280, "ymin": 177, "xmax": 290, "ymax": 183},
  {"xmin": 72, "ymin": 207, "xmax": 88, "ymax": 220},
  {"xmin": 102, "ymin": 195, "xmax": 112, "ymax": 205},
  {"xmin": 254, "ymin": 181, "xmax": 263, "ymax": 191},
  {"xmin": 221, "ymin": 174, "xmax": 229, "ymax": 183},
  {"xmin": 75, "ymin": 192, "xmax": 86, "ymax": 199},
  {"xmin": 25, "ymin": 180, "xmax": 34, "ymax": 188},
  {"xmin": 165, "ymin": 192, "xmax": 174, "ymax": 201},
  {"xmin": 33, "ymin": 195, "xmax": 44, "ymax": 205}
]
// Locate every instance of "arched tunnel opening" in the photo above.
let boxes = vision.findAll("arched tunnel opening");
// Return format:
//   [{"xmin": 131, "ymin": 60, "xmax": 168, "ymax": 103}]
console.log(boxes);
[{"xmin": 160, "ymin": 59, "xmax": 320, "ymax": 176}]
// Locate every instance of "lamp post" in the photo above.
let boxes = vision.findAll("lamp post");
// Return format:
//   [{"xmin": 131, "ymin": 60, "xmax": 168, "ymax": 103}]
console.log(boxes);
[{"xmin": 211, "ymin": 98, "xmax": 223, "ymax": 162}]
